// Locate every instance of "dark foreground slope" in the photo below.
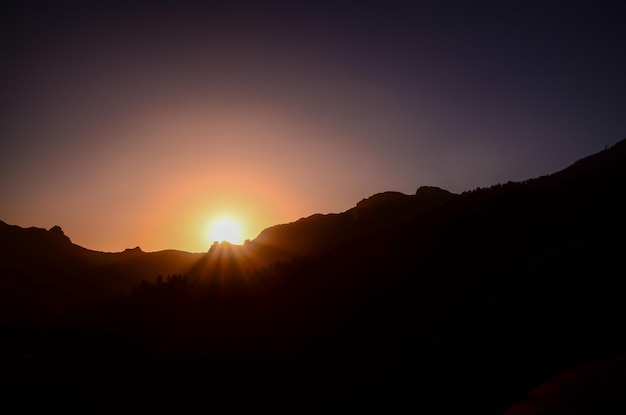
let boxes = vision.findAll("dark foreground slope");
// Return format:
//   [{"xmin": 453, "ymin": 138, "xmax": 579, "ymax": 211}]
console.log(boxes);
[{"xmin": 2, "ymin": 140, "xmax": 626, "ymax": 413}]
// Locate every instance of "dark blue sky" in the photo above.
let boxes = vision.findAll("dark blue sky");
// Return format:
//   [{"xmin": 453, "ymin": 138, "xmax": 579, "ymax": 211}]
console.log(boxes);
[{"xmin": 2, "ymin": 1, "xmax": 625, "ymax": 251}]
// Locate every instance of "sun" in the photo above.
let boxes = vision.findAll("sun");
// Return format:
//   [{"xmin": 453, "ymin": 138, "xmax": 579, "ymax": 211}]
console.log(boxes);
[{"xmin": 208, "ymin": 217, "xmax": 243, "ymax": 244}]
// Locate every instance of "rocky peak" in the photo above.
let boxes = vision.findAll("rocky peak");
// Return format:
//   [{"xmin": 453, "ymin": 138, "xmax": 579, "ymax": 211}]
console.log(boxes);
[
  {"xmin": 48, "ymin": 225, "xmax": 72, "ymax": 244},
  {"xmin": 356, "ymin": 191, "xmax": 409, "ymax": 210}
]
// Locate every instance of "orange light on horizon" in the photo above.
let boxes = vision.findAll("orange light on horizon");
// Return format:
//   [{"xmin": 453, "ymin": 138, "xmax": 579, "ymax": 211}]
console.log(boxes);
[
  {"xmin": 207, "ymin": 216, "xmax": 244, "ymax": 245},
  {"xmin": 133, "ymin": 173, "xmax": 302, "ymax": 252},
  {"xmin": 24, "ymin": 103, "xmax": 322, "ymax": 253}
]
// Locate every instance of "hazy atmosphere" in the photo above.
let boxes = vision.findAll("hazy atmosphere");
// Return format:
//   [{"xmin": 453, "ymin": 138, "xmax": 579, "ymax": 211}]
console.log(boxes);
[
  {"xmin": 2, "ymin": 3, "xmax": 626, "ymax": 413},
  {"xmin": 2, "ymin": 1, "xmax": 625, "ymax": 252}
]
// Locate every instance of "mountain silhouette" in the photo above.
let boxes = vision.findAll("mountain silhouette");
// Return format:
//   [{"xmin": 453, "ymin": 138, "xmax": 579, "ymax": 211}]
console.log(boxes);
[
  {"xmin": 0, "ymin": 221, "xmax": 202, "ymax": 320},
  {"xmin": 1, "ymin": 139, "xmax": 626, "ymax": 413},
  {"xmin": 252, "ymin": 185, "xmax": 456, "ymax": 258},
  {"xmin": 0, "ymin": 184, "xmax": 457, "ymax": 298}
]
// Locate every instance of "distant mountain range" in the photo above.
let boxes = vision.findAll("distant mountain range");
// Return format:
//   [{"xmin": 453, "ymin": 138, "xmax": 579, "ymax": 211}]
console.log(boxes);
[
  {"xmin": 1, "ymin": 138, "xmax": 626, "ymax": 413},
  {"xmin": 0, "ymin": 175, "xmax": 459, "ymax": 315},
  {"xmin": 0, "ymin": 220, "xmax": 202, "ymax": 318},
  {"xmin": 254, "ymin": 185, "xmax": 457, "ymax": 256},
  {"xmin": 3, "ymin": 139, "xmax": 624, "ymax": 307}
]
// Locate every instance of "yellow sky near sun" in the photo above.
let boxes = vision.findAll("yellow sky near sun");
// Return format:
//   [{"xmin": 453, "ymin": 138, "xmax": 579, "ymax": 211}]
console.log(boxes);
[
  {"xmin": 141, "ymin": 178, "xmax": 295, "ymax": 252},
  {"xmin": 2, "ymin": 97, "xmax": 388, "ymax": 253},
  {"xmin": 69, "ymin": 104, "xmax": 305, "ymax": 252}
]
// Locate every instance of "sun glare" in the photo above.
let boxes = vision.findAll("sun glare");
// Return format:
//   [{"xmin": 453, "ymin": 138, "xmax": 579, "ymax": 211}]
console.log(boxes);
[{"xmin": 209, "ymin": 217, "xmax": 243, "ymax": 244}]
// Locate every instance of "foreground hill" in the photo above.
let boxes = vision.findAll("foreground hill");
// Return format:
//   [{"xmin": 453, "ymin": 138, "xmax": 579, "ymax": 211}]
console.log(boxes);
[{"xmin": 1, "ymin": 138, "xmax": 626, "ymax": 413}]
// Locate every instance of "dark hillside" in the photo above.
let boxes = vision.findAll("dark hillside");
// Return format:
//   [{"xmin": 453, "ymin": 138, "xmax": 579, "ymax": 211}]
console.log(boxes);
[
  {"xmin": 253, "ymin": 186, "xmax": 456, "ymax": 258},
  {"xmin": 0, "ymin": 223, "xmax": 201, "ymax": 320},
  {"xmin": 1, "ymin": 139, "xmax": 626, "ymax": 413}
]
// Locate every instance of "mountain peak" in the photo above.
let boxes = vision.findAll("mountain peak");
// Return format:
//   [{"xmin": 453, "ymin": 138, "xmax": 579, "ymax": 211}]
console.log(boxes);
[
  {"xmin": 356, "ymin": 191, "xmax": 409, "ymax": 209},
  {"xmin": 415, "ymin": 185, "xmax": 453, "ymax": 197},
  {"xmin": 48, "ymin": 225, "xmax": 72, "ymax": 244},
  {"xmin": 123, "ymin": 246, "xmax": 144, "ymax": 254},
  {"xmin": 49, "ymin": 225, "xmax": 65, "ymax": 235}
]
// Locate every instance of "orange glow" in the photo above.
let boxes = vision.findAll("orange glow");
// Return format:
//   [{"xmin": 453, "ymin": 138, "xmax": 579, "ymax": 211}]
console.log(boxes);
[
  {"xmin": 2, "ymin": 101, "xmax": 359, "ymax": 253},
  {"xmin": 207, "ymin": 217, "xmax": 243, "ymax": 244},
  {"xmin": 135, "ymin": 174, "xmax": 303, "ymax": 252}
]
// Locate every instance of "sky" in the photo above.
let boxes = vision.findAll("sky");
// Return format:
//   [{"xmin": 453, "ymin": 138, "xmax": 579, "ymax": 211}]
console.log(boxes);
[{"xmin": 2, "ymin": 1, "xmax": 625, "ymax": 252}]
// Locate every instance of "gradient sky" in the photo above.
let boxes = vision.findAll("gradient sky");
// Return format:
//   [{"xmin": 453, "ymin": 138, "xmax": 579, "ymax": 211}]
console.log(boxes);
[{"xmin": 2, "ymin": 1, "xmax": 625, "ymax": 252}]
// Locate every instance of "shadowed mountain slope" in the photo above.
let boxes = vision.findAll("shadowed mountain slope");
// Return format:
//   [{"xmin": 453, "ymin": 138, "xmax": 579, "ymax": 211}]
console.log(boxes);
[
  {"xmin": 0, "ymin": 221, "xmax": 202, "ymax": 319},
  {"xmin": 1, "ymin": 139, "xmax": 626, "ymax": 413},
  {"xmin": 252, "ymin": 185, "xmax": 456, "ymax": 258},
  {"xmin": 0, "ymin": 184, "xmax": 458, "ymax": 306}
]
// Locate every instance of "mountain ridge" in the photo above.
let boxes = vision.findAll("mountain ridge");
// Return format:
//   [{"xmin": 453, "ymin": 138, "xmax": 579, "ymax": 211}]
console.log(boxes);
[
  {"xmin": 3, "ymin": 138, "xmax": 623, "ymax": 257},
  {"xmin": 2, "ymin": 138, "xmax": 625, "ymax": 296},
  {"xmin": 2, "ymin": 138, "xmax": 626, "ymax": 413}
]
